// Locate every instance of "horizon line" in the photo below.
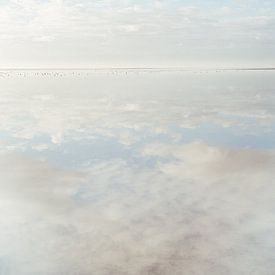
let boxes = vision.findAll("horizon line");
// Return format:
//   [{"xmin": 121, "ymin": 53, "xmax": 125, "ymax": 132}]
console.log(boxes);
[{"xmin": 1, "ymin": 67, "xmax": 275, "ymax": 71}]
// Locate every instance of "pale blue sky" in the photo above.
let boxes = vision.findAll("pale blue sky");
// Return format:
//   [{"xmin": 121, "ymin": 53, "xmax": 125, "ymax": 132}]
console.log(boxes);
[{"xmin": 0, "ymin": 0, "xmax": 275, "ymax": 67}]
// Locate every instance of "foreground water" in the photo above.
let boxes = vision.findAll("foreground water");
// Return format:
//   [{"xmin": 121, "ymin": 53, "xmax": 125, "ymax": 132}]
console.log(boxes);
[{"xmin": 0, "ymin": 70, "xmax": 274, "ymax": 274}]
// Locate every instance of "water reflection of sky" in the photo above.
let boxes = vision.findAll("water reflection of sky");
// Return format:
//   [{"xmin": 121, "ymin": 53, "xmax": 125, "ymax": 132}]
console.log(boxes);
[
  {"xmin": 1, "ymin": 71, "xmax": 275, "ymax": 166},
  {"xmin": 0, "ymin": 70, "xmax": 275, "ymax": 274}
]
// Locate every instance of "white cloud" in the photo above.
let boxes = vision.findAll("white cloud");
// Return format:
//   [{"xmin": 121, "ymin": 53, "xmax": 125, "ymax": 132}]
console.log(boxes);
[
  {"xmin": 33, "ymin": 35, "xmax": 56, "ymax": 42},
  {"xmin": 0, "ymin": 0, "xmax": 275, "ymax": 66}
]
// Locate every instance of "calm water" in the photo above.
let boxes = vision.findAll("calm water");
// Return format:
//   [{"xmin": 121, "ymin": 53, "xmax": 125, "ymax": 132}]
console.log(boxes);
[{"xmin": 0, "ymin": 70, "xmax": 275, "ymax": 274}]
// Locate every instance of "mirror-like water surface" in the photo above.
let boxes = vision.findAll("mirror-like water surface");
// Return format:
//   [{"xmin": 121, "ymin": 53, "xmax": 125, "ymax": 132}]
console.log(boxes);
[{"xmin": 0, "ymin": 70, "xmax": 275, "ymax": 274}]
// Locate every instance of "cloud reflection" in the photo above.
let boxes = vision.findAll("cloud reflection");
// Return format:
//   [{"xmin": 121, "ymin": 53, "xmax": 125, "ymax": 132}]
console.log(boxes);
[
  {"xmin": 0, "ymin": 142, "xmax": 275, "ymax": 274},
  {"xmin": 0, "ymin": 71, "xmax": 275, "ymax": 274}
]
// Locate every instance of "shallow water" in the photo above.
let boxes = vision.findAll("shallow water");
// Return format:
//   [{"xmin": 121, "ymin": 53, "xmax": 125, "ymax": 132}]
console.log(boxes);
[{"xmin": 0, "ymin": 70, "xmax": 275, "ymax": 274}]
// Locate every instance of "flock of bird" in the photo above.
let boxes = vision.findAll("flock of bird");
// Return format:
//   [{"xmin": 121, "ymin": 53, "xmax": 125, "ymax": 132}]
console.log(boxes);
[{"xmin": 0, "ymin": 68, "xmax": 228, "ymax": 78}]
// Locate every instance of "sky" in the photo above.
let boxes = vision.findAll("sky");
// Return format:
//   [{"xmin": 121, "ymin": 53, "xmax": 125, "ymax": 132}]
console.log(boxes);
[{"xmin": 0, "ymin": 0, "xmax": 275, "ymax": 67}]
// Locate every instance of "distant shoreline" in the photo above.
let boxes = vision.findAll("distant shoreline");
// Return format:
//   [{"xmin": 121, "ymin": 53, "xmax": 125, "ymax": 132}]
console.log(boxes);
[{"xmin": 0, "ymin": 67, "xmax": 275, "ymax": 71}]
